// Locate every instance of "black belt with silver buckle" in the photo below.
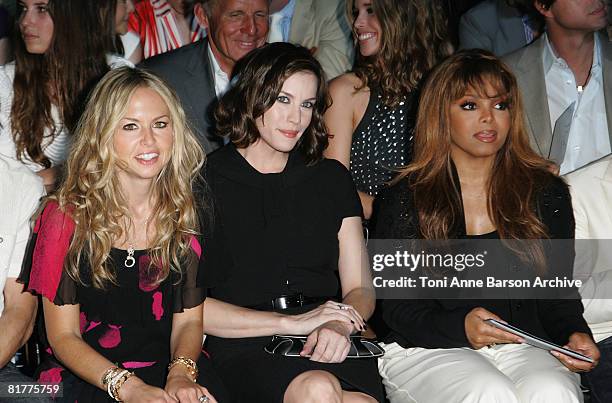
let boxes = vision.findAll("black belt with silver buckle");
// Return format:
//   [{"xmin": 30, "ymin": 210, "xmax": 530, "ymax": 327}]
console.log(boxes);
[{"xmin": 270, "ymin": 293, "xmax": 331, "ymax": 310}]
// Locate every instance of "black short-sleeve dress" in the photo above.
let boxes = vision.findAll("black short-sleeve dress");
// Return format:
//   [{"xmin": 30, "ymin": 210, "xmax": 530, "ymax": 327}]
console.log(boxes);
[
  {"xmin": 201, "ymin": 144, "xmax": 384, "ymax": 402},
  {"xmin": 18, "ymin": 201, "xmax": 206, "ymax": 402}
]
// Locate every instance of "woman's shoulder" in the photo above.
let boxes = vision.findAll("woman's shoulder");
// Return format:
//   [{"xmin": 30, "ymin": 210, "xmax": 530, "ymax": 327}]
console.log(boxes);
[
  {"xmin": 533, "ymin": 174, "xmax": 573, "ymax": 237},
  {"xmin": 535, "ymin": 174, "xmax": 570, "ymax": 204},
  {"xmin": 0, "ymin": 61, "xmax": 14, "ymax": 94},
  {"xmin": 375, "ymin": 176, "xmax": 415, "ymax": 221},
  {"xmin": 0, "ymin": 61, "xmax": 15, "ymax": 79},
  {"xmin": 20, "ymin": 199, "xmax": 78, "ymax": 304},
  {"xmin": 37, "ymin": 200, "xmax": 76, "ymax": 234},
  {"xmin": 371, "ymin": 176, "xmax": 417, "ymax": 239},
  {"xmin": 306, "ymin": 158, "xmax": 354, "ymax": 189},
  {"xmin": 378, "ymin": 175, "xmax": 413, "ymax": 204},
  {"xmin": 316, "ymin": 157, "xmax": 350, "ymax": 174},
  {"xmin": 203, "ymin": 145, "xmax": 234, "ymax": 175},
  {"xmin": 328, "ymin": 72, "xmax": 367, "ymax": 97},
  {"xmin": 206, "ymin": 144, "xmax": 234, "ymax": 163},
  {"xmin": 330, "ymin": 72, "xmax": 362, "ymax": 86},
  {"xmin": 301, "ymin": 158, "xmax": 353, "ymax": 191},
  {"xmin": 326, "ymin": 74, "xmax": 371, "ymax": 138}
]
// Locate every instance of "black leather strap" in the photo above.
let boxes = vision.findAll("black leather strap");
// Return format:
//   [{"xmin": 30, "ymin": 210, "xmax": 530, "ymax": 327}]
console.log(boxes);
[{"xmin": 250, "ymin": 293, "xmax": 333, "ymax": 311}]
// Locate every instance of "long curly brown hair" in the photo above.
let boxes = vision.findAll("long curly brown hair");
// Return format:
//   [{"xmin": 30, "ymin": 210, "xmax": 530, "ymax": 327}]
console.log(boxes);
[
  {"xmin": 347, "ymin": 0, "xmax": 452, "ymax": 107},
  {"xmin": 11, "ymin": 0, "xmax": 117, "ymax": 168}
]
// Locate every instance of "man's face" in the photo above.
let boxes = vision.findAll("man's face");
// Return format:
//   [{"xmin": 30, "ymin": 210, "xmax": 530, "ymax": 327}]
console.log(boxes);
[
  {"xmin": 199, "ymin": 0, "xmax": 269, "ymax": 74},
  {"xmin": 541, "ymin": 0, "xmax": 608, "ymax": 32}
]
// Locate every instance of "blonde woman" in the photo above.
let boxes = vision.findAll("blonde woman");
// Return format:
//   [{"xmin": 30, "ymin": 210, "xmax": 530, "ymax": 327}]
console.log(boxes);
[{"xmin": 19, "ymin": 67, "xmax": 216, "ymax": 403}]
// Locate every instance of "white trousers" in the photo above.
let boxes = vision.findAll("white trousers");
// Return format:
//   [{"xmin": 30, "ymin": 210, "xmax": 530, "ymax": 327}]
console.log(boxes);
[{"xmin": 378, "ymin": 342, "xmax": 582, "ymax": 403}]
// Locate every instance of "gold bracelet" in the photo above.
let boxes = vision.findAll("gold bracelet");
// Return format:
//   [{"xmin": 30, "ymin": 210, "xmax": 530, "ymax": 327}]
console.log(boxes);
[
  {"xmin": 110, "ymin": 370, "xmax": 134, "ymax": 402},
  {"xmin": 168, "ymin": 356, "xmax": 198, "ymax": 382},
  {"xmin": 102, "ymin": 366, "xmax": 125, "ymax": 400},
  {"xmin": 101, "ymin": 366, "xmax": 120, "ymax": 387}
]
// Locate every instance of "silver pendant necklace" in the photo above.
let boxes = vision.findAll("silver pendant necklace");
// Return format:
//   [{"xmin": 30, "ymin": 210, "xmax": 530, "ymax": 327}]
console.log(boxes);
[
  {"xmin": 124, "ymin": 245, "xmax": 136, "ymax": 268},
  {"xmin": 123, "ymin": 215, "xmax": 150, "ymax": 268}
]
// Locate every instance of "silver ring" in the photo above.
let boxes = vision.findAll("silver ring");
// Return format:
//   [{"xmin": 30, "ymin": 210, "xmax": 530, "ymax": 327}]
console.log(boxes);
[
  {"xmin": 199, "ymin": 396, "xmax": 210, "ymax": 403},
  {"xmin": 337, "ymin": 304, "xmax": 350, "ymax": 310}
]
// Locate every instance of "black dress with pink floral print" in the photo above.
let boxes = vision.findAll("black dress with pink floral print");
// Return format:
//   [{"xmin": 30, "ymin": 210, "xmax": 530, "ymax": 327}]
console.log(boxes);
[{"xmin": 19, "ymin": 201, "xmax": 206, "ymax": 402}]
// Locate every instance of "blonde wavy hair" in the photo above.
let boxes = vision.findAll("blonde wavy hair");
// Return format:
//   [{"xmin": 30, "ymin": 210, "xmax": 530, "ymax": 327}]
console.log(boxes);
[{"xmin": 51, "ymin": 67, "xmax": 205, "ymax": 289}]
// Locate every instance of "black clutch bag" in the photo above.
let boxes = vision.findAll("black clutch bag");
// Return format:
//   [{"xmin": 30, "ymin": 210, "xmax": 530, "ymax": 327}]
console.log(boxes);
[{"xmin": 264, "ymin": 335, "xmax": 385, "ymax": 358}]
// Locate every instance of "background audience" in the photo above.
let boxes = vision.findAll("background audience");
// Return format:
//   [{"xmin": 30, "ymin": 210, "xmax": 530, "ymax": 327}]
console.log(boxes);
[
  {"xmin": 325, "ymin": 0, "xmax": 452, "ymax": 220},
  {"xmin": 0, "ymin": 155, "xmax": 46, "ymax": 402},
  {"xmin": 126, "ymin": 0, "xmax": 206, "ymax": 64},
  {"xmin": 140, "ymin": 0, "xmax": 269, "ymax": 154},
  {"xmin": 503, "ymin": 0, "xmax": 612, "ymax": 175},
  {"xmin": 105, "ymin": 0, "xmax": 137, "ymax": 68},
  {"xmin": 565, "ymin": 155, "xmax": 612, "ymax": 403},
  {"xmin": 267, "ymin": 0, "xmax": 354, "ymax": 80},
  {"xmin": 459, "ymin": 0, "xmax": 542, "ymax": 56},
  {"xmin": 0, "ymin": 0, "xmax": 133, "ymax": 191}
]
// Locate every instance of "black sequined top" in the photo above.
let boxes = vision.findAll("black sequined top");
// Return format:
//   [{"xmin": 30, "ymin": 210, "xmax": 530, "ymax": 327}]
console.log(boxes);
[{"xmin": 349, "ymin": 88, "xmax": 417, "ymax": 196}]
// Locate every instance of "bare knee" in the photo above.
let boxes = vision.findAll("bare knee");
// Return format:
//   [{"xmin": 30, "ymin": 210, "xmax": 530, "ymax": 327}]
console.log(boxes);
[{"xmin": 284, "ymin": 370, "xmax": 342, "ymax": 403}]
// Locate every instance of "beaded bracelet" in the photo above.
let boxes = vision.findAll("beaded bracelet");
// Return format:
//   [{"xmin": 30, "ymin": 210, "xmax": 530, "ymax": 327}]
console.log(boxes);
[{"xmin": 167, "ymin": 356, "xmax": 199, "ymax": 382}]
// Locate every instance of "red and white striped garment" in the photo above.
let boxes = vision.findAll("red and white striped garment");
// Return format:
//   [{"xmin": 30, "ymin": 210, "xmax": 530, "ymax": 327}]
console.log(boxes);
[{"xmin": 128, "ymin": 0, "xmax": 206, "ymax": 59}]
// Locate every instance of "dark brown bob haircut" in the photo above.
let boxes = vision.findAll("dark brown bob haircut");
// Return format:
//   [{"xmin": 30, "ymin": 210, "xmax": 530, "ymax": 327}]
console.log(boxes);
[{"xmin": 214, "ymin": 42, "xmax": 330, "ymax": 165}]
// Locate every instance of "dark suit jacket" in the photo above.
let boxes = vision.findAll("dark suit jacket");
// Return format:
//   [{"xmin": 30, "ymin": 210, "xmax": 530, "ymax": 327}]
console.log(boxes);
[
  {"xmin": 459, "ymin": 0, "xmax": 529, "ymax": 57},
  {"xmin": 140, "ymin": 39, "xmax": 223, "ymax": 155}
]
